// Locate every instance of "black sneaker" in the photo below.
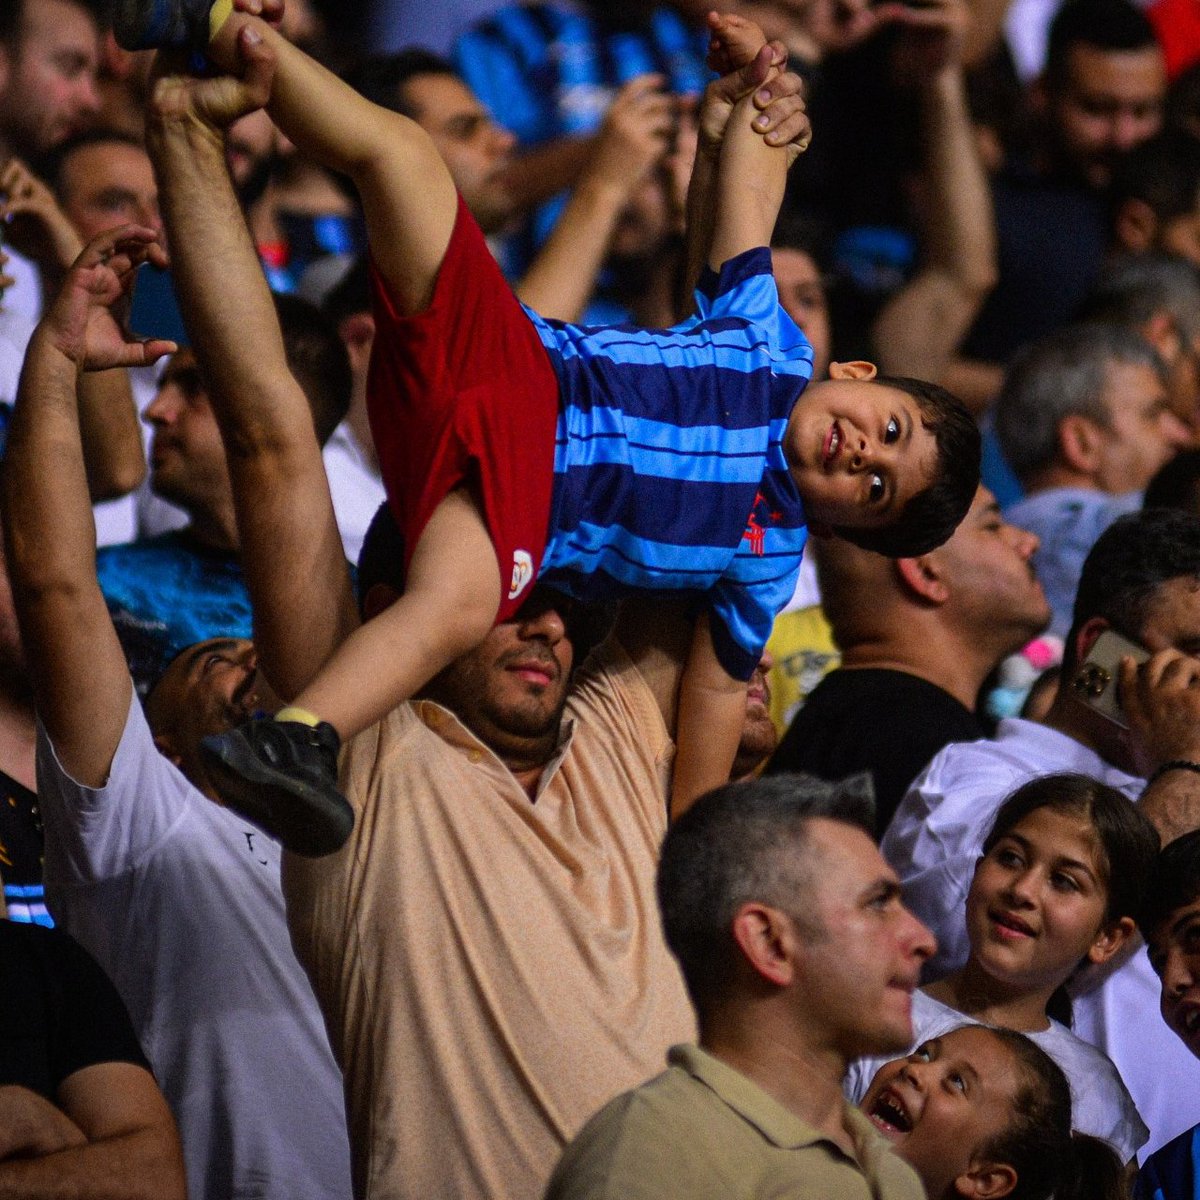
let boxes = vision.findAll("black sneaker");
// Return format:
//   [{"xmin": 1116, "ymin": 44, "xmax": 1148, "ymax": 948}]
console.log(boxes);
[
  {"xmin": 112, "ymin": 0, "xmax": 216, "ymax": 51},
  {"xmin": 200, "ymin": 718, "xmax": 354, "ymax": 857}
]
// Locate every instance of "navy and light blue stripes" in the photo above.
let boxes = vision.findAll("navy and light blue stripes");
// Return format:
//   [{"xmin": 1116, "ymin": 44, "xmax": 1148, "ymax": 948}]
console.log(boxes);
[{"xmin": 528, "ymin": 247, "xmax": 813, "ymax": 680}]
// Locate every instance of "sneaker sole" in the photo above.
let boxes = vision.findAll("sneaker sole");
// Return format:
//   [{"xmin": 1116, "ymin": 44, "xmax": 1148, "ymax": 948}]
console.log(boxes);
[{"xmin": 200, "ymin": 733, "xmax": 355, "ymax": 857}]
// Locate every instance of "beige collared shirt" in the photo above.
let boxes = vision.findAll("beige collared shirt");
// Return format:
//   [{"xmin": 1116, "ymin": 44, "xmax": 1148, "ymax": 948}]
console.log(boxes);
[
  {"xmin": 546, "ymin": 1044, "xmax": 926, "ymax": 1200},
  {"xmin": 284, "ymin": 639, "xmax": 697, "ymax": 1200}
]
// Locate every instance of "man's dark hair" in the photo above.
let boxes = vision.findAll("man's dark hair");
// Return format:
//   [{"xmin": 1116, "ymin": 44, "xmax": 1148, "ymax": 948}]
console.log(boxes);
[
  {"xmin": 342, "ymin": 50, "xmax": 461, "ymax": 118},
  {"xmin": 1145, "ymin": 449, "xmax": 1200, "ymax": 515},
  {"xmin": 1080, "ymin": 254, "xmax": 1200, "ymax": 342},
  {"xmin": 769, "ymin": 210, "xmax": 833, "ymax": 275},
  {"xmin": 1138, "ymin": 828, "xmax": 1200, "ymax": 942},
  {"xmin": 0, "ymin": 0, "xmax": 106, "ymax": 42},
  {"xmin": 274, "ymin": 293, "xmax": 351, "ymax": 447},
  {"xmin": 1045, "ymin": 0, "xmax": 1159, "ymax": 92},
  {"xmin": 657, "ymin": 773, "xmax": 874, "ymax": 1017},
  {"xmin": 322, "ymin": 254, "xmax": 371, "ymax": 327},
  {"xmin": 833, "ymin": 377, "xmax": 980, "ymax": 558},
  {"xmin": 1064, "ymin": 508, "xmax": 1200, "ymax": 675},
  {"xmin": 42, "ymin": 127, "xmax": 146, "ymax": 199},
  {"xmin": 1111, "ymin": 132, "xmax": 1200, "ymax": 222}
]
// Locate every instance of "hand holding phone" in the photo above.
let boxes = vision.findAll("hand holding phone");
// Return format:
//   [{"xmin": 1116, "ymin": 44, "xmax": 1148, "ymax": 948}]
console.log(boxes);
[{"xmin": 1070, "ymin": 630, "xmax": 1149, "ymax": 729}]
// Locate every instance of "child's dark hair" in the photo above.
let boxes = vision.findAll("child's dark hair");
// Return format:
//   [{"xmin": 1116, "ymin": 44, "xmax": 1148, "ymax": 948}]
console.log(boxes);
[
  {"xmin": 833, "ymin": 377, "xmax": 980, "ymax": 558},
  {"xmin": 983, "ymin": 773, "xmax": 1160, "ymax": 927},
  {"xmin": 979, "ymin": 1027, "xmax": 1126, "ymax": 1200},
  {"xmin": 1137, "ymin": 828, "xmax": 1200, "ymax": 942}
]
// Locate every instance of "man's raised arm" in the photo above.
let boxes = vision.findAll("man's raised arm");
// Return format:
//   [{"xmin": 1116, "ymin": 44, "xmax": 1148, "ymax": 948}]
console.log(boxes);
[
  {"xmin": 144, "ymin": 36, "xmax": 358, "ymax": 700},
  {"xmin": 3, "ymin": 228, "xmax": 174, "ymax": 787}
]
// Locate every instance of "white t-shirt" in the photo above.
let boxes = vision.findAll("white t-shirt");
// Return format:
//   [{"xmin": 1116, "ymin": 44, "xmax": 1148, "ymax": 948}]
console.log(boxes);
[
  {"xmin": 37, "ymin": 689, "xmax": 353, "ymax": 1200},
  {"xmin": 322, "ymin": 420, "xmax": 385, "ymax": 567},
  {"xmin": 882, "ymin": 719, "xmax": 1200, "ymax": 1160},
  {"xmin": 845, "ymin": 990, "xmax": 1148, "ymax": 1164}
]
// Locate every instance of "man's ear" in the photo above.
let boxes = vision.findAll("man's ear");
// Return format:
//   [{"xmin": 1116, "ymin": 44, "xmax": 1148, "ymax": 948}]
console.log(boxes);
[
  {"xmin": 1057, "ymin": 413, "xmax": 1104, "ymax": 475},
  {"xmin": 1113, "ymin": 198, "xmax": 1159, "ymax": 254},
  {"xmin": 1086, "ymin": 915, "xmax": 1138, "ymax": 967},
  {"xmin": 1071, "ymin": 616, "xmax": 1111, "ymax": 672},
  {"xmin": 828, "ymin": 360, "xmax": 878, "ymax": 381},
  {"xmin": 895, "ymin": 554, "xmax": 947, "ymax": 604},
  {"xmin": 731, "ymin": 902, "xmax": 798, "ymax": 988},
  {"xmin": 337, "ymin": 312, "xmax": 376, "ymax": 374},
  {"xmin": 955, "ymin": 1161, "xmax": 1018, "ymax": 1200},
  {"xmin": 152, "ymin": 732, "xmax": 184, "ymax": 769}
]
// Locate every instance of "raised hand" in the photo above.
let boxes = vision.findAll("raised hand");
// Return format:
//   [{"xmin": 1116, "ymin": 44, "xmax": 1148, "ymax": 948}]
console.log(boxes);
[
  {"xmin": 0, "ymin": 158, "xmax": 84, "ymax": 272},
  {"xmin": 40, "ymin": 226, "xmax": 176, "ymax": 372},
  {"xmin": 586, "ymin": 74, "xmax": 676, "ymax": 194},
  {"xmin": 150, "ymin": 23, "xmax": 277, "ymax": 134}
]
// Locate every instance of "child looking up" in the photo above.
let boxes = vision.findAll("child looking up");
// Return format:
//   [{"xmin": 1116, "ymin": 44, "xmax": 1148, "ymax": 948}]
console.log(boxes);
[
  {"xmin": 117, "ymin": 0, "xmax": 979, "ymax": 854},
  {"xmin": 848, "ymin": 773, "xmax": 1158, "ymax": 1164},
  {"xmin": 861, "ymin": 1024, "xmax": 1127, "ymax": 1200}
]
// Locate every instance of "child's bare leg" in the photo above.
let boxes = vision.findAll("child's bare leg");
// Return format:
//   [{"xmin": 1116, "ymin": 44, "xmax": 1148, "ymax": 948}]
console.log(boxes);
[
  {"xmin": 286, "ymin": 489, "xmax": 503, "ymax": 739},
  {"xmin": 208, "ymin": 13, "xmax": 458, "ymax": 315}
]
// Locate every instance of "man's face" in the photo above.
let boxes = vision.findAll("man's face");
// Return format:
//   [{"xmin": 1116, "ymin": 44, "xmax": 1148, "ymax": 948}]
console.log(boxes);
[
  {"xmin": 1049, "ymin": 43, "xmax": 1165, "ymax": 189},
  {"xmin": 1089, "ymin": 359, "xmax": 1188, "ymax": 494},
  {"xmin": 772, "ymin": 247, "xmax": 830, "ymax": 380},
  {"xmin": 1148, "ymin": 898, "xmax": 1200, "ymax": 1059},
  {"xmin": 143, "ymin": 350, "xmax": 233, "ymax": 517},
  {"xmin": 731, "ymin": 651, "xmax": 776, "ymax": 780},
  {"xmin": 786, "ymin": 372, "xmax": 938, "ymax": 531},
  {"xmin": 861, "ymin": 1027, "xmax": 1023, "ymax": 1200},
  {"xmin": 1136, "ymin": 574, "xmax": 1200, "ymax": 659},
  {"xmin": 402, "ymin": 73, "xmax": 517, "ymax": 236},
  {"xmin": 795, "ymin": 819, "xmax": 935, "ymax": 1060},
  {"xmin": 931, "ymin": 487, "xmax": 1050, "ymax": 648},
  {"xmin": 421, "ymin": 587, "xmax": 574, "ymax": 764},
  {"xmin": 57, "ymin": 140, "xmax": 161, "ymax": 242},
  {"xmin": 148, "ymin": 638, "xmax": 277, "ymax": 796},
  {"xmin": 0, "ymin": 0, "xmax": 100, "ymax": 159}
]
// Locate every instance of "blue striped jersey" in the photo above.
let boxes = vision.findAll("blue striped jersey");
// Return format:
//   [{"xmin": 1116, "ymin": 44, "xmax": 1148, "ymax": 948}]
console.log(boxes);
[{"xmin": 527, "ymin": 247, "xmax": 813, "ymax": 680}]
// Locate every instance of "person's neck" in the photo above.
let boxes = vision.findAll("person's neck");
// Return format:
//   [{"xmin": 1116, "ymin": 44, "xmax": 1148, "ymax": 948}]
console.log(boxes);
[
  {"xmin": 1021, "ymin": 465, "xmax": 1100, "ymax": 495},
  {"xmin": 1041, "ymin": 690, "xmax": 1132, "ymax": 774},
  {"xmin": 184, "ymin": 507, "xmax": 241, "ymax": 556},
  {"xmin": 0, "ymin": 678, "xmax": 39, "ymax": 792},
  {"xmin": 702, "ymin": 1011, "xmax": 856, "ymax": 1154},
  {"xmin": 838, "ymin": 627, "xmax": 991, "ymax": 712},
  {"xmin": 925, "ymin": 960, "xmax": 1053, "ymax": 1033}
]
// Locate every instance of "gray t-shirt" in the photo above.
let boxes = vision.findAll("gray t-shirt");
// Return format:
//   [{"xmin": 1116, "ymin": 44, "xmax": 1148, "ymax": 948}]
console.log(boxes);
[
  {"xmin": 844, "ymin": 990, "xmax": 1148, "ymax": 1164},
  {"xmin": 37, "ymin": 689, "xmax": 352, "ymax": 1200}
]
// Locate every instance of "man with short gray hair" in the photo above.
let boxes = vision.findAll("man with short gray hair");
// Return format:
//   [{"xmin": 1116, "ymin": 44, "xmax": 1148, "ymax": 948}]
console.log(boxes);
[
  {"xmin": 996, "ymin": 322, "xmax": 1188, "ymax": 633},
  {"xmin": 545, "ymin": 775, "xmax": 935, "ymax": 1200}
]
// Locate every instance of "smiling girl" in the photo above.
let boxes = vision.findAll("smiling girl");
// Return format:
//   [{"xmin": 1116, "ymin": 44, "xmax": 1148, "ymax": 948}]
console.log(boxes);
[
  {"xmin": 848, "ymin": 773, "xmax": 1158, "ymax": 1163},
  {"xmin": 860, "ymin": 1025, "xmax": 1126, "ymax": 1200}
]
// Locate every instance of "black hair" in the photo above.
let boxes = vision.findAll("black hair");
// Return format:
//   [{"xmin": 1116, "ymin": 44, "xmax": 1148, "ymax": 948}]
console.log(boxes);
[
  {"xmin": 40, "ymin": 127, "xmax": 147, "ymax": 199},
  {"xmin": 0, "ymin": 0, "xmax": 105, "ymax": 43},
  {"xmin": 657, "ymin": 773, "xmax": 874, "ymax": 1016},
  {"xmin": 977, "ymin": 1027, "xmax": 1125, "ymax": 1200},
  {"xmin": 833, "ymin": 376, "xmax": 980, "ymax": 558},
  {"xmin": 342, "ymin": 50, "xmax": 460, "ymax": 118},
  {"xmin": 356, "ymin": 501, "xmax": 406, "ymax": 608},
  {"xmin": 272, "ymin": 293, "xmax": 351, "ymax": 446},
  {"xmin": 1064, "ymin": 508, "xmax": 1200, "ymax": 675},
  {"xmin": 1145, "ymin": 449, "xmax": 1200, "ymax": 515},
  {"xmin": 322, "ymin": 254, "xmax": 371, "ymax": 327},
  {"xmin": 770, "ymin": 209, "xmax": 834, "ymax": 276},
  {"xmin": 982, "ymin": 773, "xmax": 1159, "ymax": 928},
  {"xmin": 1111, "ymin": 131, "xmax": 1200, "ymax": 220},
  {"xmin": 1138, "ymin": 828, "xmax": 1200, "ymax": 942},
  {"xmin": 1045, "ymin": 0, "xmax": 1159, "ymax": 92}
]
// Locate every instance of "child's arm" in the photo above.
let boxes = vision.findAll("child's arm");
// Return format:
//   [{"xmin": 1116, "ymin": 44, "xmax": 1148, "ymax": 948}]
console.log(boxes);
[{"xmin": 670, "ymin": 612, "xmax": 750, "ymax": 820}]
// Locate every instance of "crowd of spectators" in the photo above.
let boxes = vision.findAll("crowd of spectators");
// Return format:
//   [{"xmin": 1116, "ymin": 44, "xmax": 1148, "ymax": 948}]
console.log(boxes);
[{"xmin": 3, "ymin": 0, "xmax": 1200, "ymax": 1197}]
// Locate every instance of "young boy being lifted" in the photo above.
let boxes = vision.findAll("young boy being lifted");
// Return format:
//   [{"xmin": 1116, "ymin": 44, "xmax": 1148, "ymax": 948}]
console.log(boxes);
[{"xmin": 116, "ymin": 0, "xmax": 979, "ymax": 854}]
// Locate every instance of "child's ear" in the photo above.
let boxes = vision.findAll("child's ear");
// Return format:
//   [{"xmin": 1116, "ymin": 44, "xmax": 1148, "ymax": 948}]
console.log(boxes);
[
  {"xmin": 1086, "ymin": 915, "xmax": 1138, "ymax": 968},
  {"xmin": 828, "ymin": 360, "xmax": 878, "ymax": 381},
  {"xmin": 955, "ymin": 1161, "xmax": 1018, "ymax": 1200}
]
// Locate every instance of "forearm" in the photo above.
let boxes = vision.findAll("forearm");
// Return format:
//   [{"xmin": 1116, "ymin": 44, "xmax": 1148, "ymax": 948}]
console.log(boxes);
[
  {"xmin": 517, "ymin": 173, "xmax": 628, "ymax": 321},
  {"xmin": 504, "ymin": 135, "xmax": 600, "ymax": 213},
  {"xmin": 1139, "ymin": 772, "xmax": 1200, "ymax": 847},
  {"xmin": 709, "ymin": 94, "xmax": 787, "ymax": 271},
  {"xmin": 0, "ymin": 1128, "xmax": 185, "ymax": 1200},
  {"xmin": 682, "ymin": 146, "xmax": 720, "ymax": 307},
  {"xmin": 670, "ymin": 615, "xmax": 748, "ymax": 819},
  {"xmin": 77, "ymin": 369, "xmax": 147, "ymax": 501}
]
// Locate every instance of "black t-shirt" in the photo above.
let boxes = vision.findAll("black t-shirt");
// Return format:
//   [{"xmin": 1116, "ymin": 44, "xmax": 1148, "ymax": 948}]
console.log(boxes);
[
  {"xmin": 0, "ymin": 920, "xmax": 149, "ymax": 1101},
  {"xmin": 766, "ymin": 668, "xmax": 984, "ymax": 837},
  {"xmin": 0, "ymin": 768, "xmax": 43, "ymax": 888}
]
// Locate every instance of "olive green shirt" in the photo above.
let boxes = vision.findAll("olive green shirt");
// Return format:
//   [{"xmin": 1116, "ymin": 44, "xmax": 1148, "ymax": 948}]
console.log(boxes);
[{"xmin": 545, "ymin": 1044, "xmax": 926, "ymax": 1200}]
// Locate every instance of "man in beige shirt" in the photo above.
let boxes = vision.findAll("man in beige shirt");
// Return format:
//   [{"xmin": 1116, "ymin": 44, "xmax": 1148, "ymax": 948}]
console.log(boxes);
[
  {"xmin": 546, "ymin": 776, "xmax": 934, "ymax": 1200},
  {"xmin": 144, "ymin": 9, "xmax": 811, "ymax": 1200}
]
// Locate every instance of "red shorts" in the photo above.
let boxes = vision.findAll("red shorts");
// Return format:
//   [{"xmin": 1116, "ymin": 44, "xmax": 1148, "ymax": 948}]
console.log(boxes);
[{"xmin": 365, "ymin": 195, "xmax": 560, "ymax": 622}]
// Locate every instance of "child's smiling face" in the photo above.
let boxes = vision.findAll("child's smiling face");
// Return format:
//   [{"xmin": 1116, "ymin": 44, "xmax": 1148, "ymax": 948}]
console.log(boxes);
[{"xmin": 785, "ymin": 362, "xmax": 939, "ymax": 530}]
